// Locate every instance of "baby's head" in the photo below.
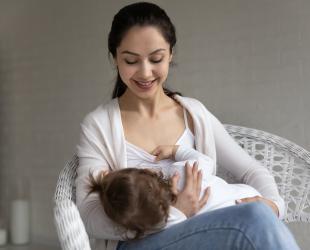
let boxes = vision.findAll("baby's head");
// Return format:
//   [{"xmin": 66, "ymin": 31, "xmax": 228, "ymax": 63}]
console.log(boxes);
[{"xmin": 88, "ymin": 168, "xmax": 176, "ymax": 239}]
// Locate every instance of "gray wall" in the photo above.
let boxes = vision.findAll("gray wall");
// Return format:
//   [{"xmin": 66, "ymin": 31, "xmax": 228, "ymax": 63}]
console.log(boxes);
[{"xmin": 0, "ymin": 0, "xmax": 309, "ymax": 248}]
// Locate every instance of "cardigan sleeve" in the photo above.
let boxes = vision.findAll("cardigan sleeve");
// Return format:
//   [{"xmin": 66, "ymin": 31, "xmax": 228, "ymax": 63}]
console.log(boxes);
[
  {"xmin": 209, "ymin": 113, "xmax": 285, "ymax": 220},
  {"xmin": 76, "ymin": 116, "xmax": 129, "ymax": 240}
]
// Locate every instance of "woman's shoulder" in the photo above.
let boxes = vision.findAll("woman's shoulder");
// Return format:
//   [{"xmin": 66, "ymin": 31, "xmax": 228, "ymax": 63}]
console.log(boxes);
[
  {"xmin": 174, "ymin": 95, "xmax": 212, "ymax": 114},
  {"xmin": 81, "ymin": 98, "xmax": 118, "ymax": 127}
]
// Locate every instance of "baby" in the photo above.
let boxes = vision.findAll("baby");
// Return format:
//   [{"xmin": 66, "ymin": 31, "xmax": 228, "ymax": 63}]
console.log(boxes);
[
  {"xmin": 88, "ymin": 145, "xmax": 261, "ymax": 239},
  {"xmin": 88, "ymin": 167, "xmax": 176, "ymax": 240}
]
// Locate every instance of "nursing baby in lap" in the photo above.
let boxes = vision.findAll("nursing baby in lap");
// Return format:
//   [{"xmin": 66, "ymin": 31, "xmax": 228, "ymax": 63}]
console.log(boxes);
[{"xmin": 88, "ymin": 145, "xmax": 261, "ymax": 239}]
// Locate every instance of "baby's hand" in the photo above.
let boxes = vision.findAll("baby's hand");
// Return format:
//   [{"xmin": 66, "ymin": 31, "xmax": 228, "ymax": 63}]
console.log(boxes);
[{"xmin": 152, "ymin": 145, "xmax": 179, "ymax": 161}]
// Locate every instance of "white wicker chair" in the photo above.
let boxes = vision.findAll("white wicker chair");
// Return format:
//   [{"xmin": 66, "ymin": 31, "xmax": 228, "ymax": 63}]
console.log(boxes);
[
  {"xmin": 54, "ymin": 155, "xmax": 92, "ymax": 250},
  {"xmin": 219, "ymin": 125, "xmax": 310, "ymax": 223},
  {"xmin": 54, "ymin": 124, "xmax": 310, "ymax": 249}
]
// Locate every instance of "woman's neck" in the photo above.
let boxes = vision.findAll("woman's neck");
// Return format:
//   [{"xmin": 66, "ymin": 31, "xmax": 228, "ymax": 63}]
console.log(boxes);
[{"xmin": 118, "ymin": 88, "xmax": 174, "ymax": 118}]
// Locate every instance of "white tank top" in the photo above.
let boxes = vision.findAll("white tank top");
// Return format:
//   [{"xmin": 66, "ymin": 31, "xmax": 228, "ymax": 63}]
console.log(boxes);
[{"xmin": 126, "ymin": 108, "xmax": 194, "ymax": 168}]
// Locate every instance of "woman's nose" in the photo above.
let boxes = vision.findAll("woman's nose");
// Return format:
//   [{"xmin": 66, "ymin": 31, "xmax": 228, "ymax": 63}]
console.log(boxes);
[{"xmin": 139, "ymin": 61, "xmax": 153, "ymax": 78}]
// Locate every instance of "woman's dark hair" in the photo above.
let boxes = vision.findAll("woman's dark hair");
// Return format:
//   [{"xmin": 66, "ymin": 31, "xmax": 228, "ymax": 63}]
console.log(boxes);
[
  {"xmin": 88, "ymin": 168, "xmax": 176, "ymax": 240},
  {"xmin": 108, "ymin": 2, "xmax": 181, "ymax": 98}
]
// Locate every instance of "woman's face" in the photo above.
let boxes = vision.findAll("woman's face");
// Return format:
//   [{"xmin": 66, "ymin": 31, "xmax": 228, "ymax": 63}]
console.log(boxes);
[{"xmin": 115, "ymin": 25, "xmax": 172, "ymax": 99}]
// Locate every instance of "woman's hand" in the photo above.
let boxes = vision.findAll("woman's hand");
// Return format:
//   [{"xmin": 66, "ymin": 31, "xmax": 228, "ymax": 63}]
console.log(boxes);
[
  {"xmin": 235, "ymin": 196, "xmax": 279, "ymax": 217},
  {"xmin": 171, "ymin": 161, "xmax": 210, "ymax": 217}
]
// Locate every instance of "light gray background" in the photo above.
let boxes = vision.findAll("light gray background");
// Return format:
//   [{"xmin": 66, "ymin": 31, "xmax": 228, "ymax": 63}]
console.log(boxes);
[{"xmin": 0, "ymin": 0, "xmax": 309, "ymax": 248}]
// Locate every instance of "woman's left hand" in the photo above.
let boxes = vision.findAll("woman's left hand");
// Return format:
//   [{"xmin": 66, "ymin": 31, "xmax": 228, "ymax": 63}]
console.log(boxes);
[{"xmin": 235, "ymin": 196, "xmax": 279, "ymax": 217}]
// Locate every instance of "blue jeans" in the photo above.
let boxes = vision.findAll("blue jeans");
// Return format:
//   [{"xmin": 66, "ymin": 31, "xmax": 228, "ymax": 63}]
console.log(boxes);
[{"xmin": 117, "ymin": 202, "xmax": 299, "ymax": 250}]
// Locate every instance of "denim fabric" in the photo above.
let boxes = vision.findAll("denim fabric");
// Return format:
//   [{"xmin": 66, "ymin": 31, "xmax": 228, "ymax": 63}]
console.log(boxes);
[{"xmin": 117, "ymin": 202, "xmax": 299, "ymax": 250}]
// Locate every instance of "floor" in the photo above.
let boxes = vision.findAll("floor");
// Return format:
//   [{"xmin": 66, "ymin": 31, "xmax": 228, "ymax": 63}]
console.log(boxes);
[{"xmin": 0, "ymin": 244, "xmax": 60, "ymax": 250}]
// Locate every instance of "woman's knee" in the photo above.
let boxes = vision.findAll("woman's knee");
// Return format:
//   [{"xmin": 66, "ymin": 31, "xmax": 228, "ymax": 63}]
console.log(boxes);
[
  {"xmin": 236, "ymin": 202, "xmax": 300, "ymax": 250},
  {"xmin": 236, "ymin": 201, "xmax": 282, "ymax": 232},
  {"xmin": 238, "ymin": 201, "xmax": 276, "ymax": 223}
]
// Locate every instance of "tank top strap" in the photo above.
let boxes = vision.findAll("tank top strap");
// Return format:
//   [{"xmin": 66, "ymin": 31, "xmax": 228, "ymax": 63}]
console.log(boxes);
[{"xmin": 183, "ymin": 107, "xmax": 189, "ymax": 129}]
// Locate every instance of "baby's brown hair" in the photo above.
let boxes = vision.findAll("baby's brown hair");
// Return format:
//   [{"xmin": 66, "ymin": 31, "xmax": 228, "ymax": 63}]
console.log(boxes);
[{"xmin": 88, "ymin": 168, "xmax": 177, "ymax": 239}]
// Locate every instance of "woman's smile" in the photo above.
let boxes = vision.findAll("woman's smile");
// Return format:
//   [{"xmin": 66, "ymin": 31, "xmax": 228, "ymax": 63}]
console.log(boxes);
[{"xmin": 133, "ymin": 78, "xmax": 158, "ymax": 90}]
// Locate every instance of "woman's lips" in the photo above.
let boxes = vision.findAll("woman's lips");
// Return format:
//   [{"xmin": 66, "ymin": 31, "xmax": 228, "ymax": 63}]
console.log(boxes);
[{"xmin": 134, "ymin": 79, "xmax": 157, "ymax": 90}]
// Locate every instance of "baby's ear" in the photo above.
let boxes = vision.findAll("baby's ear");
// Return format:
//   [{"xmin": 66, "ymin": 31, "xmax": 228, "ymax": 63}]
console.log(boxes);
[
  {"xmin": 95, "ymin": 170, "xmax": 110, "ymax": 184},
  {"xmin": 101, "ymin": 170, "xmax": 110, "ymax": 177}
]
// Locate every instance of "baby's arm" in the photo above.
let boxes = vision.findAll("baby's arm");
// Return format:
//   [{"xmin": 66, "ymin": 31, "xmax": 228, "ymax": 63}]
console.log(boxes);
[
  {"xmin": 174, "ymin": 146, "xmax": 212, "ymax": 163},
  {"xmin": 173, "ymin": 146, "xmax": 215, "ymax": 180},
  {"xmin": 152, "ymin": 145, "xmax": 214, "ymax": 169}
]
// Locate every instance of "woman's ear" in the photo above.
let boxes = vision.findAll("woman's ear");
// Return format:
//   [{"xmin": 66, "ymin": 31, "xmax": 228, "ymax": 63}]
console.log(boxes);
[
  {"xmin": 169, "ymin": 53, "xmax": 173, "ymax": 63},
  {"xmin": 169, "ymin": 48, "xmax": 175, "ymax": 63}
]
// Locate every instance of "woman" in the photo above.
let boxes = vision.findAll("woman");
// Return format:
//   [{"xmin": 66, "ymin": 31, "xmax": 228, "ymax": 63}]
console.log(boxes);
[{"xmin": 76, "ymin": 2, "xmax": 299, "ymax": 250}]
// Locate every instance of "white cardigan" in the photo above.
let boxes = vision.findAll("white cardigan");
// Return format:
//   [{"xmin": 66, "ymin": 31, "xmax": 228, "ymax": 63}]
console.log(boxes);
[{"xmin": 76, "ymin": 95, "xmax": 285, "ymax": 250}]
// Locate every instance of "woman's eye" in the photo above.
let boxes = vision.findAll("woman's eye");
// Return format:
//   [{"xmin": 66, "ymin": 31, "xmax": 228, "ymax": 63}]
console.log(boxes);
[
  {"xmin": 150, "ymin": 59, "xmax": 163, "ymax": 64},
  {"xmin": 125, "ymin": 60, "xmax": 137, "ymax": 65},
  {"xmin": 124, "ymin": 57, "xmax": 163, "ymax": 65}
]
